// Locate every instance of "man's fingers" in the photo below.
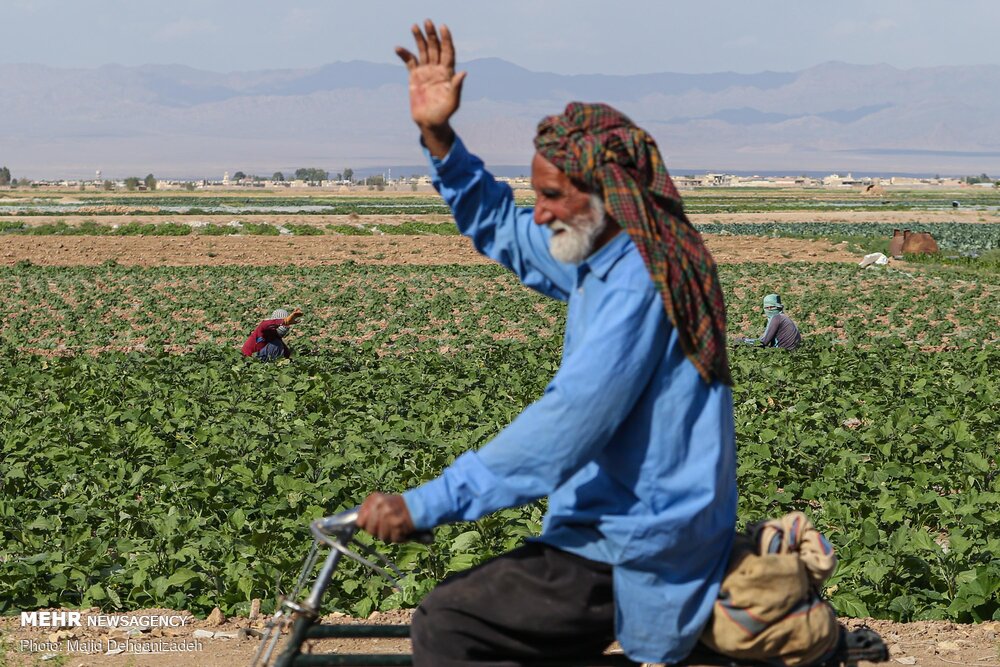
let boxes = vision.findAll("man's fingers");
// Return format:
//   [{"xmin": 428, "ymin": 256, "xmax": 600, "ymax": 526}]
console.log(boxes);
[
  {"xmin": 411, "ymin": 23, "xmax": 428, "ymax": 64},
  {"xmin": 395, "ymin": 47, "xmax": 417, "ymax": 71},
  {"xmin": 370, "ymin": 515, "xmax": 386, "ymax": 541},
  {"xmin": 452, "ymin": 70, "xmax": 467, "ymax": 95},
  {"xmin": 440, "ymin": 24, "xmax": 455, "ymax": 69},
  {"xmin": 386, "ymin": 521, "xmax": 406, "ymax": 543},
  {"xmin": 357, "ymin": 495, "xmax": 373, "ymax": 527},
  {"xmin": 358, "ymin": 492, "xmax": 387, "ymax": 531},
  {"xmin": 424, "ymin": 19, "xmax": 441, "ymax": 64},
  {"xmin": 374, "ymin": 515, "xmax": 394, "ymax": 542}
]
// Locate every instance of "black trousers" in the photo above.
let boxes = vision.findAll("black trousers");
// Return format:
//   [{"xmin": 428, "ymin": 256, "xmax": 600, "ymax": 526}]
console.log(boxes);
[{"xmin": 411, "ymin": 542, "xmax": 629, "ymax": 666}]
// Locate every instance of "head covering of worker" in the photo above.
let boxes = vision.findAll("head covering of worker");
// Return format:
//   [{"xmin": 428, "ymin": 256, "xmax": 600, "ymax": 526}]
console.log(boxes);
[
  {"xmin": 762, "ymin": 294, "xmax": 783, "ymax": 319},
  {"xmin": 272, "ymin": 308, "xmax": 291, "ymax": 337},
  {"xmin": 534, "ymin": 102, "xmax": 732, "ymax": 386}
]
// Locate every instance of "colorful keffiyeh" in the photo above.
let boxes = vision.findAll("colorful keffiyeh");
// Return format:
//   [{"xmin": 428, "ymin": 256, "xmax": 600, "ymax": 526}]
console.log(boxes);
[{"xmin": 534, "ymin": 102, "xmax": 732, "ymax": 385}]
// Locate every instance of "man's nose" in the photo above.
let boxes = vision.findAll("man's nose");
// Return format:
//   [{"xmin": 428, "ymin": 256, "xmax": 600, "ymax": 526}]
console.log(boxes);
[{"xmin": 534, "ymin": 204, "xmax": 554, "ymax": 225}]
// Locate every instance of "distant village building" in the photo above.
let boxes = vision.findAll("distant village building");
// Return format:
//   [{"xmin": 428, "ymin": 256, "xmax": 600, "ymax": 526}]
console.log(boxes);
[
  {"xmin": 673, "ymin": 176, "xmax": 702, "ymax": 188},
  {"xmin": 822, "ymin": 173, "xmax": 864, "ymax": 187},
  {"xmin": 14, "ymin": 170, "xmax": 976, "ymax": 192},
  {"xmin": 672, "ymin": 173, "xmax": 735, "ymax": 188}
]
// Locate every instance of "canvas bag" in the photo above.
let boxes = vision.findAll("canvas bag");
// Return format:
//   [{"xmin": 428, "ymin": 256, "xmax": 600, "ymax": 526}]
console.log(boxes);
[{"xmin": 699, "ymin": 512, "xmax": 840, "ymax": 666}]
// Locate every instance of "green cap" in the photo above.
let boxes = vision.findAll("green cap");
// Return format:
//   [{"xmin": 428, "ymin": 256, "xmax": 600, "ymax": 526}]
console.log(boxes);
[{"xmin": 763, "ymin": 294, "xmax": 783, "ymax": 310}]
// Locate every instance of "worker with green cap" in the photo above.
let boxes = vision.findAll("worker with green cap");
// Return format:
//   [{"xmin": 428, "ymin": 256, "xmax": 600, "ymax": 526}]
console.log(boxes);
[{"xmin": 747, "ymin": 294, "xmax": 801, "ymax": 350}]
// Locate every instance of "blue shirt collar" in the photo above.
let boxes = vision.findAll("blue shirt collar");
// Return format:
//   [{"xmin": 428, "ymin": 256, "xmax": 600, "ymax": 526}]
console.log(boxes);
[{"xmin": 578, "ymin": 230, "xmax": 632, "ymax": 282}]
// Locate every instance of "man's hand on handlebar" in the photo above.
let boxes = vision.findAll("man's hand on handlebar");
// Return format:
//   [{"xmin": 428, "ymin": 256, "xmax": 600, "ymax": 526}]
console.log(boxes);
[{"xmin": 357, "ymin": 493, "xmax": 416, "ymax": 543}]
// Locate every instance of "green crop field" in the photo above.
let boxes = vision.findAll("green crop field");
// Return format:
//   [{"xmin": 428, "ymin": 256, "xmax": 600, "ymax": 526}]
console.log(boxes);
[
  {"xmin": 3, "ymin": 187, "xmax": 1000, "ymax": 215},
  {"xmin": 698, "ymin": 222, "xmax": 1000, "ymax": 253},
  {"xmin": 1, "ymin": 255, "xmax": 998, "ymax": 623},
  {"xmin": 4, "ymin": 220, "xmax": 1000, "ymax": 255},
  {"xmin": 0, "ymin": 263, "xmax": 996, "ymax": 354},
  {"xmin": 678, "ymin": 188, "xmax": 1000, "ymax": 213}
]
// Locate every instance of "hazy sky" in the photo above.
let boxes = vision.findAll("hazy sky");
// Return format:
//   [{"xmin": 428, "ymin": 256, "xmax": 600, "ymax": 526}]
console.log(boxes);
[{"xmin": 5, "ymin": 0, "xmax": 1000, "ymax": 75}]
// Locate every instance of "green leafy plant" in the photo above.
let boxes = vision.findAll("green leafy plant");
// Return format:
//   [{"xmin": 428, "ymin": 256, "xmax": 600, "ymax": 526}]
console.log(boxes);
[
  {"xmin": 284, "ymin": 224, "xmax": 325, "ymax": 236},
  {"xmin": 1, "ymin": 245, "xmax": 998, "ymax": 623}
]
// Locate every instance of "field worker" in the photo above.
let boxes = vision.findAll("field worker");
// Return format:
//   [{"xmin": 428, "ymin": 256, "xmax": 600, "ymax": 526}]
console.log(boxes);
[
  {"xmin": 356, "ymin": 20, "xmax": 736, "ymax": 667},
  {"xmin": 241, "ymin": 308, "xmax": 303, "ymax": 361},
  {"xmin": 748, "ymin": 293, "xmax": 802, "ymax": 350}
]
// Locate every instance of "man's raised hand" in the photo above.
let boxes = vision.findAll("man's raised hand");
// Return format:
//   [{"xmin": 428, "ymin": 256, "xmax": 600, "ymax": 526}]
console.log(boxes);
[{"xmin": 395, "ymin": 20, "xmax": 466, "ymax": 156}]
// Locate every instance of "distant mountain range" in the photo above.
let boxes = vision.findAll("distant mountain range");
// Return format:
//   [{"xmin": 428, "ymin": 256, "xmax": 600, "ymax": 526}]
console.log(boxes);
[{"xmin": 2, "ymin": 58, "xmax": 1000, "ymax": 179}]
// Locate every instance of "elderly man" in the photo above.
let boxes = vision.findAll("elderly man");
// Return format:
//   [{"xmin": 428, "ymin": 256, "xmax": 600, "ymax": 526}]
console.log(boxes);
[{"xmin": 358, "ymin": 21, "xmax": 736, "ymax": 666}]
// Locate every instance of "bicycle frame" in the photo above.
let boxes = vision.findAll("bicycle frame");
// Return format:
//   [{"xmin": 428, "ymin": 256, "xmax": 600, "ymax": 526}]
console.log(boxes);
[{"xmin": 249, "ymin": 508, "xmax": 888, "ymax": 667}]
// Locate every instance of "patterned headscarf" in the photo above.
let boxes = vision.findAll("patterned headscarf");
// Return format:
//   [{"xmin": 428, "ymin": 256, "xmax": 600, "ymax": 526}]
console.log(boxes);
[{"xmin": 534, "ymin": 102, "xmax": 732, "ymax": 385}]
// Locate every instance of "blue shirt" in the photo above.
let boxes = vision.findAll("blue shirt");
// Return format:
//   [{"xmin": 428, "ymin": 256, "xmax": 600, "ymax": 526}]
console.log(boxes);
[{"xmin": 402, "ymin": 137, "xmax": 737, "ymax": 664}]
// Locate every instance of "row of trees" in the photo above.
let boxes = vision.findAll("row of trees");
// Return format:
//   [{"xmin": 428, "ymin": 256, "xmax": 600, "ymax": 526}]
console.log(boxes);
[
  {"xmin": 292, "ymin": 167, "xmax": 355, "ymax": 183},
  {"xmin": 121, "ymin": 174, "xmax": 158, "ymax": 191},
  {"xmin": 963, "ymin": 173, "xmax": 999, "ymax": 186},
  {"xmin": 232, "ymin": 171, "xmax": 269, "ymax": 183},
  {"xmin": 0, "ymin": 165, "xmax": 31, "ymax": 187},
  {"xmin": 2, "ymin": 165, "xmax": 369, "ymax": 189},
  {"xmin": 0, "ymin": 167, "xmax": 158, "ymax": 190},
  {"xmin": 229, "ymin": 167, "xmax": 355, "ymax": 184},
  {"xmin": 3, "ymin": 163, "xmax": 997, "ymax": 190}
]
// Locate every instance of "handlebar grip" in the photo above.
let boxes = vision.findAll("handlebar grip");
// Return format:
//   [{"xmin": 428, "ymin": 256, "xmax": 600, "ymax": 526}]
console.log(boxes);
[
  {"xmin": 313, "ymin": 508, "xmax": 360, "ymax": 536},
  {"xmin": 313, "ymin": 507, "xmax": 435, "ymax": 544}
]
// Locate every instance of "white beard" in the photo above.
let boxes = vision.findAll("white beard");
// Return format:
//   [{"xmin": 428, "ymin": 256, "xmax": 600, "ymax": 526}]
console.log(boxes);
[{"xmin": 549, "ymin": 194, "xmax": 607, "ymax": 264}]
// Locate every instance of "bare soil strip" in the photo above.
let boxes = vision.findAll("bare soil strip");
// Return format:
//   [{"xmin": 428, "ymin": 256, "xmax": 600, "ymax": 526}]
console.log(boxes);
[
  {"xmin": 3, "ymin": 208, "xmax": 997, "ymax": 227},
  {"xmin": 0, "ymin": 213, "xmax": 454, "ymax": 227},
  {"xmin": 690, "ymin": 209, "xmax": 1000, "ymax": 225},
  {"xmin": 0, "ymin": 234, "xmax": 860, "ymax": 267},
  {"xmin": 2, "ymin": 611, "xmax": 997, "ymax": 667}
]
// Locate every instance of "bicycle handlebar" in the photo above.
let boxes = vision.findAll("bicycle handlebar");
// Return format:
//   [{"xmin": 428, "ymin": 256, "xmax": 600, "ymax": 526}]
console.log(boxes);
[
  {"xmin": 311, "ymin": 508, "xmax": 360, "ymax": 544},
  {"xmin": 311, "ymin": 506, "xmax": 434, "ymax": 545},
  {"xmin": 313, "ymin": 508, "xmax": 360, "ymax": 533}
]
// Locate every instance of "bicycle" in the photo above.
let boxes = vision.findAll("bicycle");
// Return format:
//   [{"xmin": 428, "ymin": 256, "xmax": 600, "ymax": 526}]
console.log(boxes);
[{"xmin": 249, "ymin": 508, "xmax": 889, "ymax": 667}]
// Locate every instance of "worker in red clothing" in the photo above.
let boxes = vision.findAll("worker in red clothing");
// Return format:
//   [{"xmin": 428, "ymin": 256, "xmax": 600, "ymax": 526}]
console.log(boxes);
[{"xmin": 241, "ymin": 308, "xmax": 303, "ymax": 361}]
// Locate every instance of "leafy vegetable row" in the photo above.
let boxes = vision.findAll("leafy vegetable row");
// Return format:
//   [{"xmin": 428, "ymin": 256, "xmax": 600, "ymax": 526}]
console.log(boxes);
[{"xmin": 1, "ymin": 343, "xmax": 996, "ymax": 621}]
